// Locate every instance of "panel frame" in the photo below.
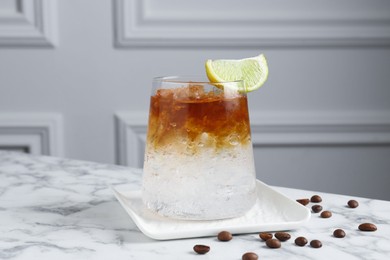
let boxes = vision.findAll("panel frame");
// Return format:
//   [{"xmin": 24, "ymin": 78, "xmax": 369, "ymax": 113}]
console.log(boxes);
[
  {"xmin": 115, "ymin": 110, "xmax": 390, "ymax": 167},
  {"xmin": 0, "ymin": 0, "xmax": 58, "ymax": 47},
  {"xmin": 114, "ymin": 0, "xmax": 390, "ymax": 48},
  {"xmin": 0, "ymin": 113, "xmax": 64, "ymax": 156}
]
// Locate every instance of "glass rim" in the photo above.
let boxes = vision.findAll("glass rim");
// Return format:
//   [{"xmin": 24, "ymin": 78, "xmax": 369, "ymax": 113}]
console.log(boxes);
[{"xmin": 153, "ymin": 75, "xmax": 243, "ymax": 84}]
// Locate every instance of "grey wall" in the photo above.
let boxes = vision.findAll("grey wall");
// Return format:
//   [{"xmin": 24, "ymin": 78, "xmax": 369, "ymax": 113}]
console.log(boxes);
[{"xmin": 1, "ymin": 0, "xmax": 390, "ymax": 200}]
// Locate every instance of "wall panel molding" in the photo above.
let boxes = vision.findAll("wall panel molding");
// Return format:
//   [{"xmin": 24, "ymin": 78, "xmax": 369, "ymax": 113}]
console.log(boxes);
[
  {"xmin": 249, "ymin": 111, "xmax": 390, "ymax": 147},
  {"xmin": 0, "ymin": 0, "xmax": 58, "ymax": 47},
  {"xmin": 115, "ymin": 112, "xmax": 147, "ymax": 167},
  {"xmin": 114, "ymin": 111, "xmax": 390, "ymax": 167},
  {"xmin": 114, "ymin": 0, "xmax": 390, "ymax": 48},
  {"xmin": 0, "ymin": 113, "xmax": 64, "ymax": 156}
]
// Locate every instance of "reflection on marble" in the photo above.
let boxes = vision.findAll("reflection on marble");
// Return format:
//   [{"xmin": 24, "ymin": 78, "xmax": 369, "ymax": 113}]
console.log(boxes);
[{"xmin": 0, "ymin": 150, "xmax": 389, "ymax": 259}]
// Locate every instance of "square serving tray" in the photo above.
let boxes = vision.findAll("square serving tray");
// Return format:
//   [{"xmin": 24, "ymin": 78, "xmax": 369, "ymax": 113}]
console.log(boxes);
[{"xmin": 111, "ymin": 180, "xmax": 311, "ymax": 240}]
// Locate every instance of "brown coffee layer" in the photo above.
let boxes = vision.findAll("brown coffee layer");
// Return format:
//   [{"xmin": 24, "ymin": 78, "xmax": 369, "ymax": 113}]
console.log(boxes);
[{"xmin": 146, "ymin": 86, "xmax": 251, "ymax": 152}]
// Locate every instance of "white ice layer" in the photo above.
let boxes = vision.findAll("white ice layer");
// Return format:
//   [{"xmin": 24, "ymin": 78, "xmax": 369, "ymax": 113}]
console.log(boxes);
[{"xmin": 142, "ymin": 142, "xmax": 257, "ymax": 220}]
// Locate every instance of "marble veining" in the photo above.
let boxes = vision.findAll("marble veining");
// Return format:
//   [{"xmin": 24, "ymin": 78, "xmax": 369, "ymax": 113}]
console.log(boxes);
[{"xmin": 0, "ymin": 150, "xmax": 389, "ymax": 259}]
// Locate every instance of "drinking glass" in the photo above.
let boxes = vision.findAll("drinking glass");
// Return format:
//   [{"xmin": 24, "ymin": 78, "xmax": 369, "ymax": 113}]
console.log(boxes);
[{"xmin": 142, "ymin": 76, "xmax": 257, "ymax": 220}]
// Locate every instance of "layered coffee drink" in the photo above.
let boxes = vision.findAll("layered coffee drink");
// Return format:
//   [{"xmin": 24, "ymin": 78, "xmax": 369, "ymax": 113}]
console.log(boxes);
[{"xmin": 142, "ymin": 77, "xmax": 257, "ymax": 220}]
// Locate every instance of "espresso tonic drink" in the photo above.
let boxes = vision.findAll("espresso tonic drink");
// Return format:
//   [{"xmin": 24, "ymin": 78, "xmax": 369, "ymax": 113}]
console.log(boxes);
[{"xmin": 142, "ymin": 76, "xmax": 257, "ymax": 220}]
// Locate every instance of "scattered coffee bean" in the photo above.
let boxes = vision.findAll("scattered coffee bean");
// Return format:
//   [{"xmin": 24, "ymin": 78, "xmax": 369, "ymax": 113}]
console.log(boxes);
[
  {"xmin": 242, "ymin": 252, "xmax": 258, "ymax": 260},
  {"xmin": 275, "ymin": 232, "xmax": 291, "ymax": 241},
  {"xmin": 311, "ymin": 204, "xmax": 323, "ymax": 213},
  {"xmin": 311, "ymin": 195, "xmax": 322, "ymax": 203},
  {"xmin": 193, "ymin": 245, "xmax": 210, "ymax": 254},
  {"xmin": 320, "ymin": 210, "xmax": 332, "ymax": 218},
  {"xmin": 217, "ymin": 231, "xmax": 232, "ymax": 241},
  {"xmin": 310, "ymin": 239, "xmax": 322, "ymax": 248},
  {"xmin": 259, "ymin": 232, "xmax": 273, "ymax": 241},
  {"xmin": 358, "ymin": 223, "xmax": 377, "ymax": 232},
  {"xmin": 294, "ymin": 236, "xmax": 308, "ymax": 247},
  {"xmin": 348, "ymin": 200, "xmax": 359, "ymax": 208},
  {"xmin": 296, "ymin": 198, "xmax": 310, "ymax": 206},
  {"xmin": 333, "ymin": 229, "xmax": 346, "ymax": 238},
  {"xmin": 266, "ymin": 238, "xmax": 281, "ymax": 248}
]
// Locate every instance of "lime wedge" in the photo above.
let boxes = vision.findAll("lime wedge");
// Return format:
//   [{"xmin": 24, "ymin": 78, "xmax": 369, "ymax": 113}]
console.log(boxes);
[{"xmin": 205, "ymin": 54, "xmax": 269, "ymax": 92}]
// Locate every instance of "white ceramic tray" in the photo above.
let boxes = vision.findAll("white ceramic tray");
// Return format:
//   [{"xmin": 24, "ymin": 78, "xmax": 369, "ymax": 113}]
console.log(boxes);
[{"xmin": 111, "ymin": 180, "xmax": 311, "ymax": 240}]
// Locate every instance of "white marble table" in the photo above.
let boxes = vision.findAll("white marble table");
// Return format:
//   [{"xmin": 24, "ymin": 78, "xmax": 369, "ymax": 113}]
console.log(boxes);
[{"xmin": 1, "ymin": 151, "xmax": 389, "ymax": 260}]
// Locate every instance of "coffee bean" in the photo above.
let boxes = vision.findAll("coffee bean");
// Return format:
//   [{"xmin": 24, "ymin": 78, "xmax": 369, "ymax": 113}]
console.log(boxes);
[
  {"xmin": 242, "ymin": 252, "xmax": 258, "ymax": 260},
  {"xmin": 217, "ymin": 231, "xmax": 232, "ymax": 241},
  {"xmin": 193, "ymin": 245, "xmax": 210, "ymax": 254},
  {"xmin": 348, "ymin": 200, "xmax": 359, "ymax": 208},
  {"xmin": 310, "ymin": 239, "xmax": 322, "ymax": 248},
  {"xmin": 320, "ymin": 210, "xmax": 332, "ymax": 218},
  {"xmin": 311, "ymin": 195, "xmax": 322, "ymax": 203},
  {"xmin": 266, "ymin": 238, "xmax": 281, "ymax": 248},
  {"xmin": 296, "ymin": 198, "xmax": 310, "ymax": 206},
  {"xmin": 358, "ymin": 223, "xmax": 377, "ymax": 232},
  {"xmin": 311, "ymin": 204, "xmax": 323, "ymax": 213},
  {"xmin": 259, "ymin": 232, "xmax": 273, "ymax": 241},
  {"xmin": 275, "ymin": 232, "xmax": 291, "ymax": 241},
  {"xmin": 333, "ymin": 229, "xmax": 346, "ymax": 238},
  {"xmin": 294, "ymin": 236, "xmax": 308, "ymax": 247}
]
